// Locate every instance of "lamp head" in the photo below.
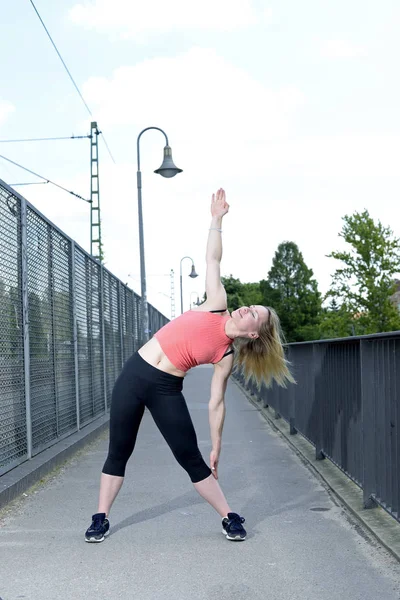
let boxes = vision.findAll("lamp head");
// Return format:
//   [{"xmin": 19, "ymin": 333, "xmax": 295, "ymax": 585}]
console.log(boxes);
[
  {"xmin": 189, "ymin": 264, "xmax": 198, "ymax": 278},
  {"xmin": 154, "ymin": 145, "xmax": 183, "ymax": 178}
]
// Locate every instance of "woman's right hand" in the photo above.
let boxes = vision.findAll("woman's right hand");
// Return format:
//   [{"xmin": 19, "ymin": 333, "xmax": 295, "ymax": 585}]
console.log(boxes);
[
  {"xmin": 210, "ymin": 449, "xmax": 220, "ymax": 479},
  {"xmin": 211, "ymin": 188, "xmax": 229, "ymax": 218}
]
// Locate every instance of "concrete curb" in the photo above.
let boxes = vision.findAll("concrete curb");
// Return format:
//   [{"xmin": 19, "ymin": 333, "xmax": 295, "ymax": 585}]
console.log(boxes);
[
  {"xmin": 233, "ymin": 377, "xmax": 400, "ymax": 564},
  {"xmin": 0, "ymin": 415, "xmax": 109, "ymax": 510}
]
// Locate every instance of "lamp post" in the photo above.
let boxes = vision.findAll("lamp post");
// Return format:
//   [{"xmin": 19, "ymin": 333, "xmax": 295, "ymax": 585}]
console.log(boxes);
[
  {"xmin": 137, "ymin": 127, "xmax": 182, "ymax": 344},
  {"xmin": 190, "ymin": 291, "xmax": 201, "ymax": 309},
  {"xmin": 180, "ymin": 256, "xmax": 198, "ymax": 314}
]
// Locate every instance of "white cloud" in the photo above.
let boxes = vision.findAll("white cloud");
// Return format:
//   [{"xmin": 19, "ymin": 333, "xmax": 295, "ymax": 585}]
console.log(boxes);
[
  {"xmin": 320, "ymin": 39, "xmax": 367, "ymax": 59},
  {"xmin": 0, "ymin": 100, "xmax": 15, "ymax": 127},
  {"xmin": 263, "ymin": 7, "xmax": 273, "ymax": 24},
  {"xmin": 69, "ymin": 0, "xmax": 263, "ymax": 37},
  {"xmin": 81, "ymin": 47, "xmax": 304, "ymax": 153},
  {"xmin": 260, "ymin": 134, "xmax": 400, "ymax": 178}
]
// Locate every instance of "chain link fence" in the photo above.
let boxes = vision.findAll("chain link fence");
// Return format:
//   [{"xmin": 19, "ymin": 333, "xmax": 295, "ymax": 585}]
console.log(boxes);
[{"xmin": 0, "ymin": 179, "xmax": 168, "ymax": 476}]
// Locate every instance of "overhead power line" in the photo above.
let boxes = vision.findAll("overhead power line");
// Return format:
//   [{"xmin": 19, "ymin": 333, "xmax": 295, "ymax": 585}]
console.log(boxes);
[
  {"xmin": 29, "ymin": 0, "xmax": 92, "ymax": 116},
  {"xmin": 29, "ymin": 0, "xmax": 116, "ymax": 164},
  {"xmin": 10, "ymin": 181, "xmax": 49, "ymax": 186},
  {"xmin": 100, "ymin": 134, "xmax": 116, "ymax": 164},
  {"xmin": 0, "ymin": 153, "xmax": 90, "ymax": 203},
  {"xmin": 0, "ymin": 135, "xmax": 90, "ymax": 143}
]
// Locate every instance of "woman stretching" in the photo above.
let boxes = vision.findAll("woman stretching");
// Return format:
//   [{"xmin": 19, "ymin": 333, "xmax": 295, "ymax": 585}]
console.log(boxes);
[{"xmin": 85, "ymin": 188, "xmax": 294, "ymax": 543}]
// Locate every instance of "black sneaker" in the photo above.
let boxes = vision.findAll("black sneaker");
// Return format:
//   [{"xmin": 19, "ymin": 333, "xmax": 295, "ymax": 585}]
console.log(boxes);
[
  {"xmin": 222, "ymin": 512, "xmax": 246, "ymax": 541},
  {"xmin": 85, "ymin": 513, "xmax": 110, "ymax": 543}
]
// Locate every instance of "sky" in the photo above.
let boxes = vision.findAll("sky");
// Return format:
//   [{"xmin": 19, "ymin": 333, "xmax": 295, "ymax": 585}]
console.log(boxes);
[{"xmin": 1, "ymin": 0, "xmax": 400, "ymax": 319}]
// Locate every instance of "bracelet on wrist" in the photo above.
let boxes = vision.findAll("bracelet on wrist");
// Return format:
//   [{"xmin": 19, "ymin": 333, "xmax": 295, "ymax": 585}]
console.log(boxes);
[{"xmin": 209, "ymin": 228, "xmax": 222, "ymax": 232}]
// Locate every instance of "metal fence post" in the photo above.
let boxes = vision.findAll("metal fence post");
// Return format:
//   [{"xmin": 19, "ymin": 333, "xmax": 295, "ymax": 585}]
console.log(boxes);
[
  {"xmin": 20, "ymin": 197, "xmax": 32, "ymax": 459},
  {"xmin": 287, "ymin": 346, "xmax": 297, "ymax": 435},
  {"xmin": 100, "ymin": 264, "xmax": 107, "ymax": 413},
  {"xmin": 289, "ymin": 386, "xmax": 297, "ymax": 435},
  {"xmin": 360, "ymin": 339, "xmax": 378, "ymax": 509},
  {"xmin": 48, "ymin": 224, "xmax": 59, "ymax": 437},
  {"xmin": 119, "ymin": 281, "xmax": 124, "ymax": 368},
  {"xmin": 71, "ymin": 242, "xmax": 80, "ymax": 431}
]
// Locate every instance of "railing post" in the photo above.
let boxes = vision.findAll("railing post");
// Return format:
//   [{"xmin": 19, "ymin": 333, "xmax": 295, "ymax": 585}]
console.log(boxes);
[
  {"xmin": 313, "ymin": 343, "xmax": 325, "ymax": 461},
  {"xmin": 21, "ymin": 197, "xmax": 32, "ymax": 459},
  {"xmin": 287, "ymin": 346, "xmax": 297, "ymax": 435},
  {"xmin": 360, "ymin": 339, "xmax": 378, "ymax": 509},
  {"xmin": 274, "ymin": 400, "xmax": 281, "ymax": 421},
  {"xmin": 273, "ymin": 383, "xmax": 280, "ymax": 419},
  {"xmin": 261, "ymin": 382, "xmax": 269, "ymax": 408},
  {"xmin": 71, "ymin": 242, "xmax": 80, "ymax": 431},
  {"xmin": 289, "ymin": 386, "xmax": 297, "ymax": 435}
]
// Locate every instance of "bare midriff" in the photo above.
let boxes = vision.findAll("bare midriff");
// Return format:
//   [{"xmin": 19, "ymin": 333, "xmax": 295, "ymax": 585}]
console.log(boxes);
[{"xmin": 138, "ymin": 337, "xmax": 186, "ymax": 378}]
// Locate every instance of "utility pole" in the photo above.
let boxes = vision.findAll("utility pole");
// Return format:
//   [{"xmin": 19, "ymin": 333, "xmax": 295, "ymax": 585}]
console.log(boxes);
[
  {"xmin": 90, "ymin": 122, "xmax": 102, "ymax": 261},
  {"xmin": 170, "ymin": 269, "xmax": 175, "ymax": 319}
]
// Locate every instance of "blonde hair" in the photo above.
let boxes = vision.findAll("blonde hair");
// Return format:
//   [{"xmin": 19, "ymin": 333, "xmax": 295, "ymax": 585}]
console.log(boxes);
[{"xmin": 234, "ymin": 306, "xmax": 296, "ymax": 389}]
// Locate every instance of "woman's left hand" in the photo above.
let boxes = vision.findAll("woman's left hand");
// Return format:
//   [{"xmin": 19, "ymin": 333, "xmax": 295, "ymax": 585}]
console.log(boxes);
[
  {"xmin": 210, "ymin": 449, "xmax": 220, "ymax": 479},
  {"xmin": 211, "ymin": 188, "xmax": 229, "ymax": 218}
]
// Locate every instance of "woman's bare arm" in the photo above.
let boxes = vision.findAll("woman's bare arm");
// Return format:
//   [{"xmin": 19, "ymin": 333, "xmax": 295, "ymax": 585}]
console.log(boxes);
[
  {"xmin": 204, "ymin": 189, "xmax": 229, "ymax": 308},
  {"xmin": 208, "ymin": 352, "xmax": 234, "ymax": 478}
]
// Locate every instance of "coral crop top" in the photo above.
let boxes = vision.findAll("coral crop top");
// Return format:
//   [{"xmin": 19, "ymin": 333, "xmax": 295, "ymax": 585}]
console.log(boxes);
[{"xmin": 154, "ymin": 309, "xmax": 233, "ymax": 372}]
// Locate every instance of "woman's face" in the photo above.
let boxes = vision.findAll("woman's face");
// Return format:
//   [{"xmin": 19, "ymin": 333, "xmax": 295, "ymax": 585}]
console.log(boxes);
[{"xmin": 231, "ymin": 305, "xmax": 270, "ymax": 338}]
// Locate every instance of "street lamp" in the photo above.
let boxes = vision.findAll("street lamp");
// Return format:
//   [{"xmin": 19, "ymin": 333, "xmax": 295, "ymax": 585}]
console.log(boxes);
[
  {"xmin": 190, "ymin": 291, "xmax": 201, "ymax": 309},
  {"xmin": 137, "ymin": 127, "xmax": 182, "ymax": 344},
  {"xmin": 180, "ymin": 256, "xmax": 198, "ymax": 314}
]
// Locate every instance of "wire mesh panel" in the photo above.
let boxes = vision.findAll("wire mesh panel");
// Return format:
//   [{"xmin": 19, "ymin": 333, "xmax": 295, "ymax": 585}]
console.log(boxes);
[
  {"xmin": 0, "ymin": 189, "xmax": 26, "ymax": 473},
  {"xmin": 74, "ymin": 248, "xmax": 92, "ymax": 425},
  {"xmin": 75, "ymin": 249, "xmax": 104, "ymax": 424},
  {"xmin": 102, "ymin": 271, "xmax": 121, "ymax": 408},
  {"xmin": 26, "ymin": 208, "xmax": 57, "ymax": 453},
  {"xmin": 89, "ymin": 260, "xmax": 104, "ymax": 417},
  {"xmin": 51, "ymin": 230, "xmax": 76, "ymax": 437},
  {"xmin": 148, "ymin": 303, "xmax": 168, "ymax": 338},
  {"xmin": 121, "ymin": 284, "xmax": 134, "ymax": 363}
]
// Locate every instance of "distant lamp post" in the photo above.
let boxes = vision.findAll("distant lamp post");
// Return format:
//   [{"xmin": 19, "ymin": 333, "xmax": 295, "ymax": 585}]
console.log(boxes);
[
  {"xmin": 190, "ymin": 291, "xmax": 201, "ymax": 310},
  {"xmin": 137, "ymin": 127, "xmax": 182, "ymax": 344},
  {"xmin": 180, "ymin": 256, "xmax": 198, "ymax": 314}
]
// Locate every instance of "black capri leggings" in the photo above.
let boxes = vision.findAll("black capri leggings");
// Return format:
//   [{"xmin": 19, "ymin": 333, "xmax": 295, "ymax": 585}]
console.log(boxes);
[{"xmin": 102, "ymin": 352, "xmax": 212, "ymax": 483}]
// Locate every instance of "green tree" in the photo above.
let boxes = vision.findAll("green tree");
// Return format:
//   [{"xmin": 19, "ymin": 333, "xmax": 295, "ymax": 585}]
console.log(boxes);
[
  {"xmin": 327, "ymin": 210, "xmax": 400, "ymax": 334},
  {"xmin": 220, "ymin": 276, "xmax": 262, "ymax": 312},
  {"xmin": 318, "ymin": 299, "xmax": 355, "ymax": 339},
  {"xmin": 260, "ymin": 242, "xmax": 322, "ymax": 342}
]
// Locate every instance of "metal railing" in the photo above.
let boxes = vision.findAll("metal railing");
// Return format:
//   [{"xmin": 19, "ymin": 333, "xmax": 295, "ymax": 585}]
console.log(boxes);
[
  {"xmin": 233, "ymin": 332, "xmax": 400, "ymax": 523},
  {"xmin": 0, "ymin": 179, "xmax": 168, "ymax": 476}
]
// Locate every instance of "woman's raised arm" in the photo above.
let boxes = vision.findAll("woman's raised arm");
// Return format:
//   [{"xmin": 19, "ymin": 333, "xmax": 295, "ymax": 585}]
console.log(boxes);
[{"xmin": 204, "ymin": 189, "xmax": 229, "ymax": 307}]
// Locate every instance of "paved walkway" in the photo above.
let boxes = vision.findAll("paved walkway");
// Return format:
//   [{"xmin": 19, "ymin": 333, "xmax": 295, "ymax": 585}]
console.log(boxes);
[{"xmin": 1, "ymin": 366, "xmax": 400, "ymax": 600}]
